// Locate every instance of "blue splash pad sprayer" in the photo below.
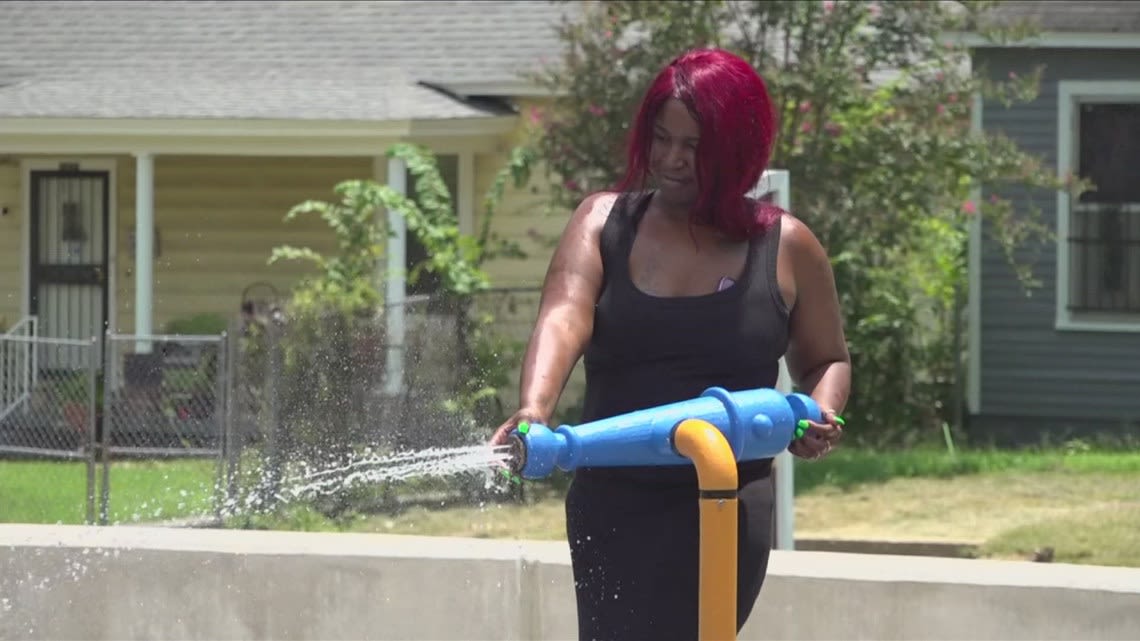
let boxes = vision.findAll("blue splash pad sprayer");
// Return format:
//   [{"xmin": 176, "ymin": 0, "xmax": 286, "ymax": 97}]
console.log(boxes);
[{"xmin": 505, "ymin": 386, "xmax": 822, "ymax": 480}]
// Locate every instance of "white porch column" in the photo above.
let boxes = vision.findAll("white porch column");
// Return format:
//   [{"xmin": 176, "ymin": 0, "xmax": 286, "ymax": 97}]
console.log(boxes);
[
  {"xmin": 383, "ymin": 155, "xmax": 408, "ymax": 396},
  {"xmin": 134, "ymin": 152, "xmax": 155, "ymax": 353},
  {"xmin": 457, "ymin": 151, "xmax": 476, "ymax": 236}
]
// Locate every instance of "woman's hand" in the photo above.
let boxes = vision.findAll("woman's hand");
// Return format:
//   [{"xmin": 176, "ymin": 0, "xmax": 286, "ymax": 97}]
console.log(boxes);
[
  {"xmin": 489, "ymin": 408, "xmax": 549, "ymax": 486},
  {"xmin": 490, "ymin": 408, "xmax": 549, "ymax": 447},
  {"xmin": 788, "ymin": 409, "xmax": 844, "ymax": 461}
]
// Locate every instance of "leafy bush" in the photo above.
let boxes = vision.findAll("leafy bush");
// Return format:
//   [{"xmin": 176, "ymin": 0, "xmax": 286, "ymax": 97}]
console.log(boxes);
[{"xmin": 250, "ymin": 143, "xmax": 534, "ymax": 490}]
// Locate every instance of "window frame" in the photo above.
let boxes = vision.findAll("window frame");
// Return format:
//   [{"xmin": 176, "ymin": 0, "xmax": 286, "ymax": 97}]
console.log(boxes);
[{"xmin": 1055, "ymin": 80, "xmax": 1140, "ymax": 332}]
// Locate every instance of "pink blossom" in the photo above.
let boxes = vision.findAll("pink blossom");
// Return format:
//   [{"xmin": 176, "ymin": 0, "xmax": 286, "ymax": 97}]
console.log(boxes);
[
  {"xmin": 528, "ymin": 107, "xmax": 544, "ymax": 125},
  {"xmin": 989, "ymin": 194, "xmax": 1000, "ymax": 204},
  {"xmin": 588, "ymin": 104, "xmax": 606, "ymax": 117},
  {"xmin": 948, "ymin": 93, "xmax": 958, "ymax": 103},
  {"xmin": 563, "ymin": 179, "xmax": 580, "ymax": 192},
  {"xmin": 937, "ymin": 104, "xmax": 947, "ymax": 116},
  {"xmin": 824, "ymin": 122, "xmax": 843, "ymax": 137},
  {"xmin": 962, "ymin": 201, "xmax": 978, "ymax": 215},
  {"xmin": 935, "ymin": 71, "xmax": 945, "ymax": 82},
  {"xmin": 800, "ymin": 121, "xmax": 814, "ymax": 134},
  {"xmin": 1008, "ymin": 71, "xmax": 1018, "ymax": 80},
  {"xmin": 799, "ymin": 101, "xmax": 812, "ymax": 113},
  {"xmin": 823, "ymin": 0, "xmax": 835, "ymax": 13},
  {"xmin": 868, "ymin": 3, "xmax": 881, "ymax": 17}
]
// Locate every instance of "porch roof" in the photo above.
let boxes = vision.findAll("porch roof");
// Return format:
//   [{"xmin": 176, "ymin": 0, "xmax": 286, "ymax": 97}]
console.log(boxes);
[
  {"xmin": 0, "ymin": 69, "xmax": 511, "ymax": 121},
  {"xmin": 0, "ymin": 0, "xmax": 575, "ymax": 122},
  {"xmin": 980, "ymin": 1, "xmax": 1140, "ymax": 34}
]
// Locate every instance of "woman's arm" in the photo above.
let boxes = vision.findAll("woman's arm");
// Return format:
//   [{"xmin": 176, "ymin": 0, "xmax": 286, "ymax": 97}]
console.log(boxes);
[
  {"xmin": 780, "ymin": 216, "xmax": 851, "ymax": 458},
  {"xmin": 490, "ymin": 192, "xmax": 615, "ymax": 443}
]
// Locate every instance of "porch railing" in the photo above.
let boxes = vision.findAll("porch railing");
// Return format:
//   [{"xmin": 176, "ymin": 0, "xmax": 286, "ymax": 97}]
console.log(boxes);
[{"xmin": 0, "ymin": 316, "xmax": 38, "ymax": 424}]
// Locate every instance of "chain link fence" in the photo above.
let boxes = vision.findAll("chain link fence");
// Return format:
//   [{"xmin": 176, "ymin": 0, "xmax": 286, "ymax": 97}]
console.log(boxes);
[
  {"xmin": 103, "ymin": 333, "xmax": 228, "ymax": 456},
  {"xmin": 225, "ymin": 287, "xmax": 543, "ymax": 517},
  {"xmin": 0, "ymin": 324, "xmax": 231, "ymax": 525},
  {"xmin": 0, "ymin": 324, "xmax": 100, "ymax": 523},
  {"xmin": 3, "ymin": 287, "xmax": 544, "ymax": 526},
  {"xmin": 95, "ymin": 333, "xmax": 231, "ymax": 524}
]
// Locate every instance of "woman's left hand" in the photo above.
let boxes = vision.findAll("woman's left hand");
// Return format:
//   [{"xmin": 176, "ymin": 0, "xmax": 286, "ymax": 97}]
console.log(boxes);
[{"xmin": 788, "ymin": 409, "xmax": 844, "ymax": 461}]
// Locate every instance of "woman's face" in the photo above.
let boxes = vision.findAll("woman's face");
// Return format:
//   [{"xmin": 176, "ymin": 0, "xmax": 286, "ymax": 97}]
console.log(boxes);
[{"xmin": 649, "ymin": 98, "xmax": 701, "ymax": 205}]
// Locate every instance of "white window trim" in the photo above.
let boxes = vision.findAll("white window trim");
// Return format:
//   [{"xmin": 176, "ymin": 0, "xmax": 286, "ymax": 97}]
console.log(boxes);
[
  {"xmin": 1055, "ymin": 80, "xmax": 1140, "ymax": 333},
  {"xmin": 946, "ymin": 31, "xmax": 1140, "ymax": 51}
]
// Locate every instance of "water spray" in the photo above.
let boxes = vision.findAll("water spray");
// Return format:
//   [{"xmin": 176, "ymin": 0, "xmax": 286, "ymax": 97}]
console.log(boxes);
[{"xmin": 503, "ymin": 385, "xmax": 825, "ymax": 641}]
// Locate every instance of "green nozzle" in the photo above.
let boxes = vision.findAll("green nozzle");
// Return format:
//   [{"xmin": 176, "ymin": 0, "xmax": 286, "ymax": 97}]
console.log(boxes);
[
  {"xmin": 834, "ymin": 415, "xmax": 846, "ymax": 427},
  {"xmin": 795, "ymin": 419, "xmax": 808, "ymax": 439},
  {"xmin": 500, "ymin": 468, "xmax": 521, "ymax": 485},
  {"xmin": 518, "ymin": 421, "xmax": 530, "ymax": 435}
]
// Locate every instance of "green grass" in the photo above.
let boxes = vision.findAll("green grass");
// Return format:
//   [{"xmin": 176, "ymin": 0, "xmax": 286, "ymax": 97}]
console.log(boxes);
[
  {"xmin": 980, "ymin": 505, "xmax": 1140, "ymax": 567},
  {"xmin": 791, "ymin": 446, "xmax": 1140, "ymax": 493},
  {"xmin": 0, "ymin": 459, "xmax": 218, "ymax": 525},
  {"xmin": 5, "ymin": 447, "xmax": 1140, "ymax": 569}
]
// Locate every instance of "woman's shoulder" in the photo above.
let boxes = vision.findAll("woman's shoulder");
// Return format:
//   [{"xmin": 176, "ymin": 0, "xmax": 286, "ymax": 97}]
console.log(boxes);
[
  {"xmin": 573, "ymin": 190, "xmax": 636, "ymax": 225},
  {"xmin": 775, "ymin": 212, "xmax": 833, "ymax": 275},
  {"xmin": 562, "ymin": 191, "xmax": 625, "ymax": 240}
]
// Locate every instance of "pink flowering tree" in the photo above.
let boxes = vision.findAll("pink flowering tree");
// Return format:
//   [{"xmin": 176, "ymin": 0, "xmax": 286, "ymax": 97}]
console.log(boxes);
[{"xmin": 525, "ymin": 0, "xmax": 1086, "ymax": 445}]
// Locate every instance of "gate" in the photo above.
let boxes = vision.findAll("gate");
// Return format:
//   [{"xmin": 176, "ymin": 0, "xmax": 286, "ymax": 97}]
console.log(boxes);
[
  {"xmin": 98, "ymin": 332, "xmax": 231, "ymax": 524},
  {"xmin": 0, "ymin": 322, "xmax": 99, "ymax": 524}
]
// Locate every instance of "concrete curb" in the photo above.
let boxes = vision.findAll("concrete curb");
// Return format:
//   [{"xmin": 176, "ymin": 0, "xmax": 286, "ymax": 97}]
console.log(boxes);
[
  {"xmin": 795, "ymin": 536, "xmax": 980, "ymax": 558},
  {"xmin": 148, "ymin": 517, "xmax": 983, "ymax": 560}
]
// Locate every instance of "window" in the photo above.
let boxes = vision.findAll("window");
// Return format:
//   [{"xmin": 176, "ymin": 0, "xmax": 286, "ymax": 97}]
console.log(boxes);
[
  {"xmin": 404, "ymin": 154, "xmax": 459, "ymax": 296},
  {"xmin": 1057, "ymin": 81, "xmax": 1140, "ymax": 330},
  {"xmin": 1068, "ymin": 102, "xmax": 1140, "ymax": 317}
]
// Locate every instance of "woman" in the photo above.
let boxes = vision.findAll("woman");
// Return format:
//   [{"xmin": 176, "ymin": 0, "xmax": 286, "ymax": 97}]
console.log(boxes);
[{"xmin": 491, "ymin": 47, "xmax": 851, "ymax": 641}]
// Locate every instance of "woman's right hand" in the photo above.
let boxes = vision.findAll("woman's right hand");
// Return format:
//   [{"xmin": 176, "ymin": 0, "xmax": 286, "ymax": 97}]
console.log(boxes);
[{"xmin": 490, "ymin": 408, "xmax": 549, "ymax": 446}]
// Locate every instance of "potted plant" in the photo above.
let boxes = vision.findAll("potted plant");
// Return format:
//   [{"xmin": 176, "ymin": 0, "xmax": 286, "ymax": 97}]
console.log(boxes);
[{"xmin": 56, "ymin": 371, "xmax": 104, "ymax": 437}]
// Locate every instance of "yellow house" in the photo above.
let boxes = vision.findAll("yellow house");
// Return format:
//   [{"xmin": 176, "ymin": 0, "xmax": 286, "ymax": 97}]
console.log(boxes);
[{"xmin": 0, "ymin": 0, "xmax": 575, "ymax": 348}]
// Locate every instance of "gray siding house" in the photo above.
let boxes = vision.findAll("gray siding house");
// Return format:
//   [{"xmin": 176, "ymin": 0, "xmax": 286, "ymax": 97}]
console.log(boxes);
[{"xmin": 964, "ymin": 3, "xmax": 1140, "ymax": 444}]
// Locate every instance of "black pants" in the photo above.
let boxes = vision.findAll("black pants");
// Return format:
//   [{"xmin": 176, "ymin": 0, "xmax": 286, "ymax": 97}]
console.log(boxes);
[{"xmin": 565, "ymin": 464, "xmax": 775, "ymax": 641}]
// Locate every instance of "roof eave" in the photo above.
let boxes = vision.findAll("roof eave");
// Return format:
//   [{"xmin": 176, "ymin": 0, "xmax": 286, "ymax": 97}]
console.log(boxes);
[
  {"xmin": 944, "ymin": 30, "xmax": 1140, "ymax": 50},
  {"xmin": 433, "ymin": 79, "xmax": 563, "ymax": 99},
  {"xmin": 0, "ymin": 115, "xmax": 521, "ymax": 156},
  {"xmin": 0, "ymin": 115, "xmax": 519, "ymax": 138}
]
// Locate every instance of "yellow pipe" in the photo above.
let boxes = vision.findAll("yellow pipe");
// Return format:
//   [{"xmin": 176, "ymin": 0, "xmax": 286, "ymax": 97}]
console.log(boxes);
[{"xmin": 673, "ymin": 418, "xmax": 739, "ymax": 641}]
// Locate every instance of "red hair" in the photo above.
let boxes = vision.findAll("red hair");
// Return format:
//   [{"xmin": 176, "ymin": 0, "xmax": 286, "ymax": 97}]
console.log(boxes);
[{"xmin": 616, "ymin": 48, "xmax": 782, "ymax": 239}]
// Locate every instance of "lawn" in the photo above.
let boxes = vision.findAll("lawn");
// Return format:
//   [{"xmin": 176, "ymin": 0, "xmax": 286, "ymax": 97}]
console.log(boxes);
[
  {"xmin": 3, "ymin": 447, "xmax": 1139, "ymax": 568},
  {"xmin": 0, "ymin": 458, "xmax": 218, "ymax": 525}
]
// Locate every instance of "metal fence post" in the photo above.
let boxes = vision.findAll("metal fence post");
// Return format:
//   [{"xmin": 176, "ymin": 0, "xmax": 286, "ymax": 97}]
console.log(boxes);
[
  {"xmin": 262, "ymin": 321, "xmax": 284, "ymax": 506},
  {"xmin": 212, "ymin": 331, "xmax": 228, "ymax": 523},
  {"xmin": 99, "ymin": 331, "xmax": 113, "ymax": 526},
  {"xmin": 85, "ymin": 336, "xmax": 98, "ymax": 525},
  {"xmin": 223, "ymin": 324, "xmax": 239, "ymax": 515}
]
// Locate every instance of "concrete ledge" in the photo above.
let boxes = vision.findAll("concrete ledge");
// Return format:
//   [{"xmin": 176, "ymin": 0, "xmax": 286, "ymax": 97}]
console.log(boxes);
[
  {"xmin": 1, "ymin": 524, "xmax": 1138, "ymax": 640},
  {"xmin": 795, "ymin": 536, "xmax": 980, "ymax": 558}
]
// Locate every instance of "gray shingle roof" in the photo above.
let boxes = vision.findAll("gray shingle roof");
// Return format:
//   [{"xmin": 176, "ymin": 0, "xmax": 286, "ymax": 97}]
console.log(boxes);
[
  {"xmin": 0, "ymin": 0, "xmax": 575, "ymax": 121},
  {"xmin": 982, "ymin": 1, "xmax": 1140, "ymax": 34},
  {"xmin": 0, "ymin": 69, "xmax": 509, "ymax": 121}
]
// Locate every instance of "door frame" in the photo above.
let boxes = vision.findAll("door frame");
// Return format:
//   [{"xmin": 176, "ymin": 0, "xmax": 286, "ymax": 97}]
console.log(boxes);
[{"xmin": 20, "ymin": 158, "xmax": 119, "ymax": 336}]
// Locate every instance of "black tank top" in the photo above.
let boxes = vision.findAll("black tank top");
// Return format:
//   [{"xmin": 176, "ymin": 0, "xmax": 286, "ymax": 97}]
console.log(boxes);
[{"xmin": 576, "ymin": 190, "xmax": 790, "ymax": 486}]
